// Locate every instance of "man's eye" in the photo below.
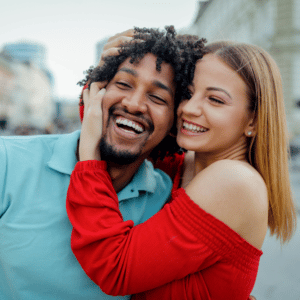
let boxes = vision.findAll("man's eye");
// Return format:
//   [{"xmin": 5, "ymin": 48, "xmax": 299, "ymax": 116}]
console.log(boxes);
[
  {"xmin": 116, "ymin": 82, "xmax": 131, "ymax": 89},
  {"xmin": 150, "ymin": 95, "xmax": 166, "ymax": 104}
]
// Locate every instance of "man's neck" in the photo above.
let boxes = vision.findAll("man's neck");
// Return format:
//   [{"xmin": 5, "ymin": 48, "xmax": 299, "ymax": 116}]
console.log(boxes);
[{"xmin": 107, "ymin": 154, "xmax": 148, "ymax": 193}]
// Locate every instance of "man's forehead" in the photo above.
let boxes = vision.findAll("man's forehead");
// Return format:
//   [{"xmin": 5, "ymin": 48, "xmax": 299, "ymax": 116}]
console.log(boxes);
[
  {"xmin": 116, "ymin": 54, "xmax": 175, "ymax": 83},
  {"xmin": 116, "ymin": 58, "xmax": 175, "ymax": 100}
]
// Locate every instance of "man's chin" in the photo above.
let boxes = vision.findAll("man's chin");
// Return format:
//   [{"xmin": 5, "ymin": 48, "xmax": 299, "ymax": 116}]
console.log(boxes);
[{"xmin": 100, "ymin": 138, "xmax": 141, "ymax": 165}]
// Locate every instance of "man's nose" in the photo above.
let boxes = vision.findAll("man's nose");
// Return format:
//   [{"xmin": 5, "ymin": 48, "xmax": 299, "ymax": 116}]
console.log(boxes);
[{"xmin": 122, "ymin": 91, "xmax": 147, "ymax": 114}]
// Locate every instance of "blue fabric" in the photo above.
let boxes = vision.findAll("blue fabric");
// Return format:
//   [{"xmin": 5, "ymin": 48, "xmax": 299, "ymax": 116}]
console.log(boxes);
[{"xmin": 0, "ymin": 131, "xmax": 172, "ymax": 300}]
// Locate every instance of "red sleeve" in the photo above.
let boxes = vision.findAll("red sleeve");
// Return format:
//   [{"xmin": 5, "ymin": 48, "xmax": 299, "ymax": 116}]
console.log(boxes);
[
  {"xmin": 66, "ymin": 160, "xmax": 262, "ymax": 298},
  {"xmin": 154, "ymin": 153, "xmax": 184, "ymax": 192}
]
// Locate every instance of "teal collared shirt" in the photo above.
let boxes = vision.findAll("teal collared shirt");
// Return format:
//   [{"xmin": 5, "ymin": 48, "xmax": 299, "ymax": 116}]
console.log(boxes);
[{"xmin": 0, "ymin": 131, "xmax": 172, "ymax": 300}]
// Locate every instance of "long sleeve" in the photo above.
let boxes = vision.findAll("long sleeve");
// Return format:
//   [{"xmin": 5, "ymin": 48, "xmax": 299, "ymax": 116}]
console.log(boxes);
[
  {"xmin": 66, "ymin": 160, "xmax": 262, "ymax": 299},
  {"xmin": 154, "ymin": 153, "xmax": 185, "ymax": 193}
]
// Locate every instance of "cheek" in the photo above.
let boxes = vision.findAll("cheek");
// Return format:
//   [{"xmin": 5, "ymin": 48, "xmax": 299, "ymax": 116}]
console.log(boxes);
[
  {"xmin": 205, "ymin": 108, "xmax": 228, "ymax": 126},
  {"xmin": 154, "ymin": 108, "xmax": 174, "ymax": 133}
]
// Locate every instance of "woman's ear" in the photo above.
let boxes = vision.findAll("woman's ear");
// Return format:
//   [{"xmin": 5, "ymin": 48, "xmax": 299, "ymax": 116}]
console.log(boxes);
[{"xmin": 244, "ymin": 118, "xmax": 256, "ymax": 137}]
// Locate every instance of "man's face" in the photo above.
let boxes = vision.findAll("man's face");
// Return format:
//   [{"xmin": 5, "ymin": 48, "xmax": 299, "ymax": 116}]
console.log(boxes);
[{"xmin": 100, "ymin": 53, "xmax": 175, "ymax": 165}]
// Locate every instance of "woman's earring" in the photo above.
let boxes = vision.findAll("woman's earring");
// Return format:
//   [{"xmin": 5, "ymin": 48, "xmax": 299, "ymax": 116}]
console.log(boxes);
[{"xmin": 248, "ymin": 131, "xmax": 252, "ymax": 136}]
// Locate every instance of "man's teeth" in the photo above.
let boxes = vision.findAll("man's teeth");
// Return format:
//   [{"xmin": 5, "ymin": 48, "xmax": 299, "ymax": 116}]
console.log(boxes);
[
  {"xmin": 116, "ymin": 118, "xmax": 144, "ymax": 133},
  {"xmin": 183, "ymin": 121, "xmax": 208, "ymax": 133}
]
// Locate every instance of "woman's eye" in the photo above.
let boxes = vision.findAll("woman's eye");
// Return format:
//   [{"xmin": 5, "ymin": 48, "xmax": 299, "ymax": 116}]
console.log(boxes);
[{"xmin": 209, "ymin": 97, "xmax": 224, "ymax": 104}]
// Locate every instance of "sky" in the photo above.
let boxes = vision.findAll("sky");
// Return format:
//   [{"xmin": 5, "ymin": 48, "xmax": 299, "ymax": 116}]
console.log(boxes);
[{"xmin": 0, "ymin": 0, "xmax": 199, "ymax": 100}]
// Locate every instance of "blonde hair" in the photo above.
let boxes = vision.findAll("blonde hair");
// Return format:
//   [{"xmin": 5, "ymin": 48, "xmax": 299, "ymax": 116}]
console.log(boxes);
[{"xmin": 205, "ymin": 41, "xmax": 297, "ymax": 243}]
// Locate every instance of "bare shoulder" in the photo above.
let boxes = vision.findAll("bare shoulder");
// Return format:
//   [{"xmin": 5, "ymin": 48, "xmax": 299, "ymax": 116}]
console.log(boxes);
[{"xmin": 185, "ymin": 160, "xmax": 268, "ymax": 249}]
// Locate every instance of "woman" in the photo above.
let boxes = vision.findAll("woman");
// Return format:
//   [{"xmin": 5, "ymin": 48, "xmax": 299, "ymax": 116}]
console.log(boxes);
[{"xmin": 66, "ymin": 37, "xmax": 296, "ymax": 299}]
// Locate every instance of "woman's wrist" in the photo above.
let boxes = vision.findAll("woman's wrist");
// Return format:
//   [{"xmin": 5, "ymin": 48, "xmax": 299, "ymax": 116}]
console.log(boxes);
[{"xmin": 79, "ymin": 140, "xmax": 101, "ymax": 161}]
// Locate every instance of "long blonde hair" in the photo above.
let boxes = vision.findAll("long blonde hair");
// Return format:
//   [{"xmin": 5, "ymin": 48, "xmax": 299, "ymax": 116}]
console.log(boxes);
[{"xmin": 205, "ymin": 41, "xmax": 297, "ymax": 243}]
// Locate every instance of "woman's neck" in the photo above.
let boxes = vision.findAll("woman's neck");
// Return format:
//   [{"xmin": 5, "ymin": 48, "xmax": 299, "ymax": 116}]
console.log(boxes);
[{"xmin": 193, "ymin": 140, "xmax": 249, "ymax": 176}]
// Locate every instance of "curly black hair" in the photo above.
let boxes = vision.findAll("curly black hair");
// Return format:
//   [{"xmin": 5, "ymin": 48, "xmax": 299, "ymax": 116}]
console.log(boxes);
[{"xmin": 79, "ymin": 26, "xmax": 206, "ymax": 162}]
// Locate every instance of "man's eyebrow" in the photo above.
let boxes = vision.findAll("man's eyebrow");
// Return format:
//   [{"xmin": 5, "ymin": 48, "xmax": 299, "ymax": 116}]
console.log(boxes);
[
  {"xmin": 117, "ymin": 67, "xmax": 174, "ymax": 97},
  {"xmin": 207, "ymin": 87, "xmax": 232, "ymax": 99},
  {"xmin": 153, "ymin": 80, "xmax": 174, "ymax": 97},
  {"xmin": 117, "ymin": 67, "xmax": 138, "ymax": 76}
]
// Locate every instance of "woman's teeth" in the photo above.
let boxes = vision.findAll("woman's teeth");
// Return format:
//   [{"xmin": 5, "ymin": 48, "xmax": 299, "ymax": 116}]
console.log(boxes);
[{"xmin": 183, "ymin": 121, "xmax": 208, "ymax": 133}]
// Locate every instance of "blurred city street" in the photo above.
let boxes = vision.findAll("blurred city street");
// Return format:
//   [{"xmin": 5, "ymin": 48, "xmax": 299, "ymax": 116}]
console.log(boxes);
[{"xmin": 252, "ymin": 157, "xmax": 300, "ymax": 300}]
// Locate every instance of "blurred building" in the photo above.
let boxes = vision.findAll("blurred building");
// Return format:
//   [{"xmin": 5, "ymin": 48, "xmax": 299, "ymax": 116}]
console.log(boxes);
[
  {"xmin": 183, "ymin": 0, "xmax": 300, "ymax": 136},
  {"xmin": 53, "ymin": 99, "xmax": 81, "ymax": 134},
  {"xmin": 0, "ymin": 56, "xmax": 14, "ymax": 130},
  {"xmin": 95, "ymin": 37, "xmax": 109, "ymax": 66},
  {"xmin": 2, "ymin": 42, "xmax": 46, "ymax": 68},
  {"xmin": 0, "ymin": 41, "xmax": 55, "ymax": 134}
]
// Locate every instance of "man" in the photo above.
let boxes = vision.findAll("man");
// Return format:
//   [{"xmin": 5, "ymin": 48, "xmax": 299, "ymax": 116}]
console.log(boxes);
[{"xmin": 0, "ymin": 27, "xmax": 203, "ymax": 300}]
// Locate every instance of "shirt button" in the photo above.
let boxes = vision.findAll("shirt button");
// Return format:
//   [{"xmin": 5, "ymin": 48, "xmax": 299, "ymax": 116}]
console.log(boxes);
[{"xmin": 131, "ymin": 189, "xmax": 134, "ymax": 192}]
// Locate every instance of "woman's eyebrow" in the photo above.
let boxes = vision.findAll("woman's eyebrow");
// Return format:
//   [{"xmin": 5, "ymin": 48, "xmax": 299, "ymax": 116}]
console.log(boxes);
[{"xmin": 207, "ymin": 87, "xmax": 232, "ymax": 99}]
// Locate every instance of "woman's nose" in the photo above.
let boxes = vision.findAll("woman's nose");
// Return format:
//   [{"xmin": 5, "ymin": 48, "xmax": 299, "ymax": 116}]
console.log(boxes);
[{"xmin": 181, "ymin": 95, "xmax": 203, "ymax": 116}]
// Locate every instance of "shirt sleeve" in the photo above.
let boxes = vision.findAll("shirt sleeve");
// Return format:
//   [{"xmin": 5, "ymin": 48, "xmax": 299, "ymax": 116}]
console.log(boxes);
[{"xmin": 66, "ymin": 160, "xmax": 262, "ymax": 297}]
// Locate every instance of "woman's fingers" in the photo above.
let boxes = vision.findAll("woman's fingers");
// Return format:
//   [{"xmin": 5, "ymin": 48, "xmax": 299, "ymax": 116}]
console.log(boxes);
[
  {"xmin": 83, "ymin": 82, "xmax": 107, "ymax": 121},
  {"xmin": 107, "ymin": 29, "xmax": 135, "ymax": 42},
  {"xmin": 104, "ymin": 35, "xmax": 133, "ymax": 51},
  {"xmin": 80, "ymin": 87, "xmax": 106, "ymax": 161},
  {"xmin": 90, "ymin": 81, "xmax": 107, "ymax": 97},
  {"xmin": 83, "ymin": 81, "xmax": 107, "ymax": 110},
  {"xmin": 97, "ymin": 29, "xmax": 135, "ymax": 67}
]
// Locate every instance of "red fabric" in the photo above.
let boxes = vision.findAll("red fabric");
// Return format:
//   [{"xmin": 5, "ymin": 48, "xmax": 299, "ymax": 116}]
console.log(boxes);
[
  {"xmin": 66, "ymin": 159, "xmax": 262, "ymax": 300},
  {"xmin": 154, "ymin": 152, "xmax": 184, "ymax": 193},
  {"xmin": 79, "ymin": 83, "xmax": 89, "ymax": 122}
]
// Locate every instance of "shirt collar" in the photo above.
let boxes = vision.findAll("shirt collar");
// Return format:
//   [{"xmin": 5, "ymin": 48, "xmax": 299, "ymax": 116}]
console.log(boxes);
[
  {"xmin": 117, "ymin": 159, "xmax": 156, "ymax": 202},
  {"xmin": 47, "ymin": 130, "xmax": 156, "ymax": 200},
  {"xmin": 47, "ymin": 130, "xmax": 80, "ymax": 175}
]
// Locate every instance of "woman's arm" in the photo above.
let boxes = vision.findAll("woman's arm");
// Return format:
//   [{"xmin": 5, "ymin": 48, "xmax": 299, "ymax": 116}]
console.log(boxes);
[{"xmin": 66, "ymin": 160, "xmax": 262, "ymax": 296}]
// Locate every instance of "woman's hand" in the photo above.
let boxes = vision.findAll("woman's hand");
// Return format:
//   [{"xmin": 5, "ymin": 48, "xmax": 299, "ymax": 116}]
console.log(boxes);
[
  {"xmin": 98, "ymin": 29, "xmax": 135, "ymax": 67},
  {"xmin": 79, "ymin": 29, "xmax": 138, "ymax": 161},
  {"xmin": 79, "ymin": 81, "xmax": 107, "ymax": 161}
]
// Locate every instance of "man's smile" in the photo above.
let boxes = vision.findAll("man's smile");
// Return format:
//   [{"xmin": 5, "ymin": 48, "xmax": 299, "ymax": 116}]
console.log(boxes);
[
  {"xmin": 107, "ymin": 106, "xmax": 154, "ymax": 141},
  {"xmin": 115, "ymin": 117, "xmax": 145, "ymax": 134}
]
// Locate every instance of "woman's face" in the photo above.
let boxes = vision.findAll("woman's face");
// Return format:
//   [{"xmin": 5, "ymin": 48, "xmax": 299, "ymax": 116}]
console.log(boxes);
[{"xmin": 177, "ymin": 54, "xmax": 254, "ymax": 155}]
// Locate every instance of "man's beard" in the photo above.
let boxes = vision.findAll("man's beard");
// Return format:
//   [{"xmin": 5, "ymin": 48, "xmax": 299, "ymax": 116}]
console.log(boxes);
[
  {"xmin": 99, "ymin": 134, "xmax": 143, "ymax": 165},
  {"xmin": 98, "ymin": 106, "xmax": 154, "ymax": 165}
]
